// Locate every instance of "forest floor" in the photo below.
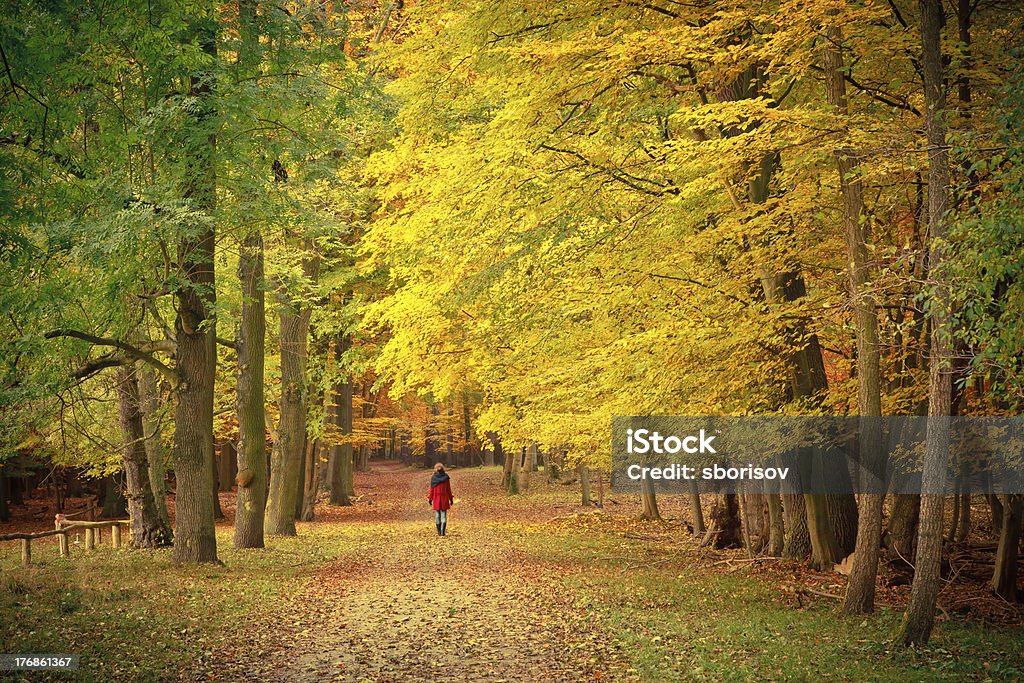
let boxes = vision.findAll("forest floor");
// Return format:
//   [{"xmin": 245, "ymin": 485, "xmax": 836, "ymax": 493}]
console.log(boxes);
[{"xmin": 1, "ymin": 463, "xmax": 1023, "ymax": 682}]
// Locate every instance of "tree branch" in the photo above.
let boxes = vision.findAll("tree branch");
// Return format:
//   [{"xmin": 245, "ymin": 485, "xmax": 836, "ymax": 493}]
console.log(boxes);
[{"xmin": 45, "ymin": 329, "xmax": 180, "ymax": 386}]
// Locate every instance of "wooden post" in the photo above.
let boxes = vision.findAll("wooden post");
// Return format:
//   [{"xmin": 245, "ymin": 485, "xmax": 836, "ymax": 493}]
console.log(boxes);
[
  {"xmin": 84, "ymin": 527, "xmax": 95, "ymax": 550},
  {"xmin": 97, "ymin": 527, "xmax": 103, "ymax": 545},
  {"xmin": 21, "ymin": 538, "xmax": 31, "ymax": 566},
  {"xmin": 58, "ymin": 532, "xmax": 69, "ymax": 557},
  {"xmin": 111, "ymin": 524, "xmax": 121, "ymax": 549}
]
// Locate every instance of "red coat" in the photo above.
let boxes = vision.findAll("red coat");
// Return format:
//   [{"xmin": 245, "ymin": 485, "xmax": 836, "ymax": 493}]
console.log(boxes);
[{"xmin": 428, "ymin": 478, "xmax": 454, "ymax": 511}]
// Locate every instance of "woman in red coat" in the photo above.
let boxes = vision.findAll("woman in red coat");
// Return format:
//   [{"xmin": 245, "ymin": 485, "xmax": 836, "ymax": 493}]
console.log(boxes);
[{"xmin": 428, "ymin": 463, "xmax": 454, "ymax": 536}]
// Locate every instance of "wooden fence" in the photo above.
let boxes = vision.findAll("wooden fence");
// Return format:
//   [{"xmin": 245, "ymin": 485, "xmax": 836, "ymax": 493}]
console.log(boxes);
[{"xmin": 0, "ymin": 519, "xmax": 129, "ymax": 567}]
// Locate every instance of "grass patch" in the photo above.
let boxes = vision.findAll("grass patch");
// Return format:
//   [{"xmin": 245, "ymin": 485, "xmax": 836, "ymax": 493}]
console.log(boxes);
[
  {"xmin": 517, "ymin": 527, "xmax": 1023, "ymax": 682},
  {"xmin": 0, "ymin": 523, "xmax": 382, "ymax": 682}
]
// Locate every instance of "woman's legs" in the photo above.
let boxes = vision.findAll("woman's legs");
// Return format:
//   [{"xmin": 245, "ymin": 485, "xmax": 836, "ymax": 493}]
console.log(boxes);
[
  {"xmin": 439, "ymin": 509, "xmax": 447, "ymax": 536},
  {"xmin": 435, "ymin": 509, "xmax": 442, "ymax": 535}
]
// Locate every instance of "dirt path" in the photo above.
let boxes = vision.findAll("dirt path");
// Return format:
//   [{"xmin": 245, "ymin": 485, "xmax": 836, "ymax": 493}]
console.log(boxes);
[{"xmin": 242, "ymin": 463, "xmax": 625, "ymax": 683}]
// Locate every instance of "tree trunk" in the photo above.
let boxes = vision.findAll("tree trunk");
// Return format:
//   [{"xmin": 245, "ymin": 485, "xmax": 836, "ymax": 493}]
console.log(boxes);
[
  {"xmin": 100, "ymin": 474, "xmax": 128, "ymax": 519},
  {"xmin": 218, "ymin": 441, "xmax": 236, "ymax": 493},
  {"xmin": 515, "ymin": 447, "xmax": 529, "ymax": 492},
  {"xmin": 766, "ymin": 491, "xmax": 784, "ymax": 556},
  {"xmin": 702, "ymin": 494, "xmax": 742, "ymax": 549},
  {"xmin": 901, "ymin": 0, "xmax": 952, "ymax": 645},
  {"xmin": 501, "ymin": 447, "xmax": 514, "ymax": 491},
  {"xmin": 265, "ymin": 241, "xmax": 319, "ymax": 534},
  {"xmin": 329, "ymin": 335, "xmax": 354, "ymax": 506},
  {"xmin": 462, "ymin": 395, "xmax": 474, "ymax": 467},
  {"xmin": 955, "ymin": 492, "xmax": 971, "ymax": 542},
  {"xmin": 822, "ymin": 7, "xmax": 886, "ymax": 614},
  {"xmin": 172, "ymin": 18, "xmax": 218, "ymax": 564},
  {"xmin": 689, "ymin": 480, "xmax": 706, "ymax": 536},
  {"xmin": 300, "ymin": 439, "xmax": 320, "ymax": 522},
  {"xmin": 116, "ymin": 366, "xmax": 172, "ymax": 547},
  {"xmin": 234, "ymin": 227, "xmax": 267, "ymax": 549},
  {"xmin": 137, "ymin": 365, "xmax": 170, "ymax": 528},
  {"xmin": 988, "ymin": 493, "xmax": 1003, "ymax": 532},
  {"xmin": 579, "ymin": 463, "xmax": 591, "ymax": 506},
  {"xmin": 508, "ymin": 447, "xmax": 521, "ymax": 494},
  {"xmin": 0, "ymin": 466, "xmax": 9, "ymax": 522},
  {"xmin": 888, "ymin": 494, "xmax": 920, "ymax": 567},
  {"xmin": 990, "ymin": 494, "xmax": 1022, "ymax": 601},
  {"xmin": 782, "ymin": 494, "xmax": 810, "ymax": 559},
  {"xmin": 639, "ymin": 475, "xmax": 661, "ymax": 521},
  {"xmin": 446, "ymin": 407, "xmax": 454, "ymax": 467},
  {"xmin": 295, "ymin": 433, "xmax": 308, "ymax": 519},
  {"xmin": 212, "ymin": 458, "xmax": 225, "ymax": 521}
]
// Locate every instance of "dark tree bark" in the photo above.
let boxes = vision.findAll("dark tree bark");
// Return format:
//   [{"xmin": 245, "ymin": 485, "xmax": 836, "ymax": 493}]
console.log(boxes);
[
  {"xmin": 0, "ymin": 466, "xmax": 10, "ymax": 521},
  {"xmin": 297, "ymin": 434, "xmax": 312, "ymax": 517},
  {"xmin": 702, "ymin": 494, "xmax": 742, "ymax": 549},
  {"xmin": 265, "ymin": 248, "xmax": 319, "ymax": 534},
  {"xmin": 822, "ymin": 8, "xmax": 885, "ymax": 614},
  {"xmin": 212, "ymin": 457, "xmax": 225, "ymax": 521},
  {"xmin": 300, "ymin": 439, "xmax": 320, "ymax": 522},
  {"xmin": 116, "ymin": 366, "xmax": 172, "ymax": 547},
  {"xmin": 100, "ymin": 475, "xmax": 128, "ymax": 519},
  {"xmin": 901, "ymin": 0, "xmax": 953, "ymax": 645},
  {"xmin": 579, "ymin": 463, "xmax": 591, "ymax": 506},
  {"xmin": 329, "ymin": 334, "xmax": 354, "ymax": 506},
  {"xmin": 138, "ymin": 365, "xmax": 170, "ymax": 528},
  {"xmin": 689, "ymin": 480, "xmax": 707, "ymax": 537},
  {"xmin": 991, "ymin": 495, "xmax": 1022, "ymax": 601},
  {"xmin": 218, "ymin": 442, "xmax": 237, "ymax": 493},
  {"xmin": 171, "ymin": 18, "xmax": 219, "ymax": 564},
  {"xmin": 234, "ymin": 226, "xmax": 267, "ymax": 546},
  {"xmin": 639, "ymin": 475, "xmax": 660, "ymax": 521},
  {"xmin": 887, "ymin": 494, "xmax": 920, "ymax": 567}
]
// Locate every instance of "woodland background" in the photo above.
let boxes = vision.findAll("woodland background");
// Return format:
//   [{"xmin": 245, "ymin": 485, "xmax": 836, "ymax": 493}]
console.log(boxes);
[{"xmin": 1, "ymin": 0, "xmax": 1024, "ymax": 676}]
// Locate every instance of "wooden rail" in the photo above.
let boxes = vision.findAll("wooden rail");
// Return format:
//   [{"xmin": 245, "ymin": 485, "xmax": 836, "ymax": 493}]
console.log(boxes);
[{"xmin": 0, "ymin": 519, "xmax": 129, "ymax": 567}]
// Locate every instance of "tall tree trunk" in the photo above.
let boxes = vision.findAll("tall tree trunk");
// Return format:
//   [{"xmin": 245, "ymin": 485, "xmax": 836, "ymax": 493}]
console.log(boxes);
[
  {"xmin": 901, "ymin": 0, "xmax": 952, "ymax": 645},
  {"xmin": 329, "ymin": 334, "xmax": 354, "ymax": 506},
  {"xmin": 781, "ymin": 453, "xmax": 811, "ymax": 559},
  {"xmin": 172, "ymin": 18, "xmax": 218, "ymax": 564},
  {"xmin": 265, "ymin": 247, "xmax": 318, "ymax": 534},
  {"xmin": 823, "ymin": 8, "xmax": 885, "ymax": 614},
  {"xmin": 234, "ymin": 225, "xmax": 267, "ymax": 546},
  {"xmin": 137, "ymin": 365, "xmax": 170, "ymax": 528},
  {"xmin": 116, "ymin": 366, "xmax": 172, "ymax": 547}
]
